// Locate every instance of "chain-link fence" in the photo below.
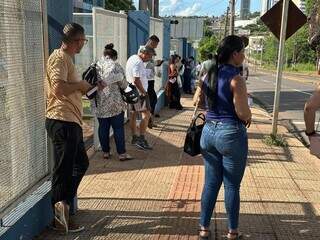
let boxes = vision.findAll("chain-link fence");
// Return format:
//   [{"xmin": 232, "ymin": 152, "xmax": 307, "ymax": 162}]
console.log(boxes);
[{"xmin": 0, "ymin": 0, "xmax": 48, "ymax": 217}]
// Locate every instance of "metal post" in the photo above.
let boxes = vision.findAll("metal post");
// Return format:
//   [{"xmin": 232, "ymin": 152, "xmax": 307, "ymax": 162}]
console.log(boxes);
[
  {"xmin": 260, "ymin": 39, "xmax": 263, "ymax": 67},
  {"xmin": 271, "ymin": 0, "xmax": 290, "ymax": 136},
  {"xmin": 224, "ymin": 6, "xmax": 230, "ymax": 38},
  {"xmin": 229, "ymin": 0, "xmax": 235, "ymax": 35}
]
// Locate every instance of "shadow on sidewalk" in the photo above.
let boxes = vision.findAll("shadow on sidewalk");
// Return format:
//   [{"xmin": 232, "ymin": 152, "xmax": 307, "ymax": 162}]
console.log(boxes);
[{"xmin": 36, "ymin": 197, "xmax": 320, "ymax": 239}]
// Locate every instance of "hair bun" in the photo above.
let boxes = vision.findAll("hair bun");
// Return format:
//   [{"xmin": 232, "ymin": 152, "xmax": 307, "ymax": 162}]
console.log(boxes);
[{"xmin": 105, "ymin": 43, "xmax": 114, "ymax": 50}]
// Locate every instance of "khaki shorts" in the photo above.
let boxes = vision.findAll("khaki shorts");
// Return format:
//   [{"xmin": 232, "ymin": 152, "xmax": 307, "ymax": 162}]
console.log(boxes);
[{"xmin": 129, "ymin": 95, "xmax": 151, "ymax": 112}]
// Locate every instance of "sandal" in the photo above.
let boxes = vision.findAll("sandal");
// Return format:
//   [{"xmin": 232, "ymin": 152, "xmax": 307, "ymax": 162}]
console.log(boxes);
[
  {"xmin": 198, "ymin": 229, "xmax": 211, "ymax": 239},
  {"xmin": 227, "ymin": 231, "xmax": 242, "ymax": 239},
  {"xmin": 119, "ymin": 153, "xmax": 134, "ymax": 161},
  {"xmin": 103, "ymin": 152, "xmax": 111, "ymax": 159}
]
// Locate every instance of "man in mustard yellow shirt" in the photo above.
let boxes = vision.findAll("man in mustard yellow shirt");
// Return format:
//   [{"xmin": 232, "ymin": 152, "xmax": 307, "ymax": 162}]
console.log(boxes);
[{"xmin": 45, "ymin": 23, "xmax": 92, "ymax": 234}]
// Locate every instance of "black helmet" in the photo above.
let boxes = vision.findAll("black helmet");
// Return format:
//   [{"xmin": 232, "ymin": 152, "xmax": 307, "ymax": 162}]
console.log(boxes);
[{"xmin": 120, "ymin": 83, "xmax": 139, "ymax": 104}]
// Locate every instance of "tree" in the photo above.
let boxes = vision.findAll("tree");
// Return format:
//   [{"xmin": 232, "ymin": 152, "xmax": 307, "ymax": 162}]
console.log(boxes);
[
  {"xmin": 262, "ymin": 35, "xmax": 278, "ymax": 65},
  {"xmin": 198, "ymin": 36, "xmax": 219, "ymax": 61},
  {"xmin": 305, "ymin": 0, "xmax": 317, "ymax": 15},
  {"xmin": 285, "ymin": 26, "xmax": 316, "ymax": 65},
  {"xmin": 105, "ymin": 0, "xmax": 136, "ymax": 12},
  {"xmin": 248, "ymin": 11, "xmax": 260, "ymax": 18},
  {"xmin": 243, "ymin": 19, "xmax": 269, "ymax": 35}
]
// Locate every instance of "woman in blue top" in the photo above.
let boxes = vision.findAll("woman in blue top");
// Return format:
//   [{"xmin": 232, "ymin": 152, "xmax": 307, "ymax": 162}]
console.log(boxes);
[{"xmin": 199, "ymin": 36, "xmax": 251, "ymax": 240}]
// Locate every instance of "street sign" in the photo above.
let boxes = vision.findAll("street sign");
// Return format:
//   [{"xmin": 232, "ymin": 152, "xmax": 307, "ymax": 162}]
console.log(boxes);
[{"xmin": 260, "ymin": 0, "xmax": 307, "ymax": 40}]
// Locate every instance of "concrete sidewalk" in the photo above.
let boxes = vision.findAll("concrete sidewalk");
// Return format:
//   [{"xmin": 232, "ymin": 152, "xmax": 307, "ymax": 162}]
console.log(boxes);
[{"xmin": 35, "ymin": 96, "xmax": 320, "ymax": 240}]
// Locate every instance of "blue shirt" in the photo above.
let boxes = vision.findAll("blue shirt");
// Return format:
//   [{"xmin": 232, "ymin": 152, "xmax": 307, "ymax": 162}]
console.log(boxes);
[{"xmin": 205, "ymin": 64, "xmax": 240, "ymax": 122}]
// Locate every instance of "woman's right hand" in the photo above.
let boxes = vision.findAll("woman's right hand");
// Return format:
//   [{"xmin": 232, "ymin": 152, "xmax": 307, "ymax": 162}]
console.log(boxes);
[{"xmin": 244, "ymin": 118, "xmax": 251, "ymax": 128}]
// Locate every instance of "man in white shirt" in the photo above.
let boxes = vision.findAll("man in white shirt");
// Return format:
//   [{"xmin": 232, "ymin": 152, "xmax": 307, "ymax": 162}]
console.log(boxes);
[{"xmin": 126, "ymin": 46, "xmax": 155, "ymax": 150}]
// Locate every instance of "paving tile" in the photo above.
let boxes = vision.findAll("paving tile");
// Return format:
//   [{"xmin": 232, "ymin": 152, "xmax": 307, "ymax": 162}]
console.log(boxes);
[{"xmin": 35, "ymin": 97, "xmax": 320, "ymax": 239}]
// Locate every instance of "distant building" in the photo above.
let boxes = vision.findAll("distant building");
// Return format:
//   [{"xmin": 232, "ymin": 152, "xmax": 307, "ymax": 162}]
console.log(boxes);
[
  {"xmin": 73, "ymin": 0, "xmax": 105, "ymax": 13},
  {"xmin": 292, "ymin": 0, "xmax": 306, "ymax": 13},
  {"xmin": 249, "ymin": 36, "xmax": 265, "ymax": 53},
  {"xmin": 261, "ymin": 0, "xmax": 272, "ymax": 16},
  {"xmin": 165, "ymin": 16, "xmax": 205, "ymax": 41},
  {"xmin": 235, "ymin": 17, "xmax": 259, "ymax": 28},
  {"xmin": 240, "ymin": 0, "xmax": 250, "ymax": 20},
  {"xmin": 261, "ymin": 0, "xmax": 305, "ymax": 15}
]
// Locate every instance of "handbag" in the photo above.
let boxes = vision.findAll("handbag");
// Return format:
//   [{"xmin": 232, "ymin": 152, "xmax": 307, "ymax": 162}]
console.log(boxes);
[
  {"xmin": 120, "ymin": 83, "xmax": 139, "ymax": 104},
  {"xmin": 183, "ymin": 103, "xmax": 206, "ymax": 156},
  {"xmin": 82, "ymin": 62, "xmax": 98, "ymax": 100}
]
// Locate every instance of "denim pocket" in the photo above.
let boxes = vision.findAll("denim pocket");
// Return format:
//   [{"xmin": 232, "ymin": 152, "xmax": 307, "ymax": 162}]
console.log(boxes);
[{"xmin": 215, "ymin": 125, "xmax": 247, "ymax": 157}]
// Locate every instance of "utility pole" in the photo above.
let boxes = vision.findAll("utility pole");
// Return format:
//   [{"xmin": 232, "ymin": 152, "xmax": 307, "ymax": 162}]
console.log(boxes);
[
  {"xmin": 224, "ymin": 6, "xmax": 230, "ymax": 38},
  {"xmin": 271, "ymin": 0, "xmax": 290, "ymax": 136},
  {"xmin": 229, "ymin": 0, "xmax": 235, "ymax": 35}
]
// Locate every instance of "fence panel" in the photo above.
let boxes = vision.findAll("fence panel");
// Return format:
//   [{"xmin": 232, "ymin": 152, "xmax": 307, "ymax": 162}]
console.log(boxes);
[
  {"xmin": 0, "ymin": 0, "xmax": 48, "ymax": 216},
  {"xmin": 93, "ymin": 8, "xmax": 127, "ymax": 68},
  {"xmin": 74, "ymin": 13, "xmax": 94, "ymax": 74},
  {"xmin": 149, "ymin": 17, "xmax": 164, "ymax": 93},
  {"xmin": 74, "ymin": 8, "xmax": 128, "ymax": 150}
]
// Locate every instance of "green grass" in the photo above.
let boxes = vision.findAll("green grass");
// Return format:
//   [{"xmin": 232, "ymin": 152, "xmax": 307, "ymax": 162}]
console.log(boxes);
[
  {"xmin": 285, "ymin": 63, "xmax": 316, "ymax": 72},
  {"xmin": 263, "ymin": 134, "xmax": 288, "ymax": 147},
  {"xmin": 254, "ymin": 62, "xmax": 316, "ymax": 74}
]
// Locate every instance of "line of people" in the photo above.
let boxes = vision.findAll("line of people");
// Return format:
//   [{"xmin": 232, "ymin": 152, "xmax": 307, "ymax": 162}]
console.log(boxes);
[
  {"xmin": 44, "ymin": 21, "xmax": 276, "ymax": 240},
  {"xmin": 45, "ymin": 22, "xmax": 185, "ymax": 234}
]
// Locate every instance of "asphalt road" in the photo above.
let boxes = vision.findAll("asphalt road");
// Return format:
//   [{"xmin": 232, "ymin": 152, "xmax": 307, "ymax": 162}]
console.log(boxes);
[{"xmin": 247, "ymin": 69, "xmax": 320, "ymax": 145}]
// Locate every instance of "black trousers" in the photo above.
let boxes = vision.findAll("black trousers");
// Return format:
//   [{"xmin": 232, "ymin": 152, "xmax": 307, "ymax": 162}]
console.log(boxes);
[
  {"xmin": 45, "ymin": 118, "xmax": 89, "ymax": 206},
  {"xmin": 168, "ymin": 81, "xmax": 182, "ymax": 109},
  {"xmin": 147, "ymin": 80, "xmax": 158, "ymax": 115}
]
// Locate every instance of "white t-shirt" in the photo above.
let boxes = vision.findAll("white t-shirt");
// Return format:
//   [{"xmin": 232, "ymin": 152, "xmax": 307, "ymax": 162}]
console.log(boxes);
[{"xmin": 126, "ymin": 54, "xmax": 148, "ymax": 91}]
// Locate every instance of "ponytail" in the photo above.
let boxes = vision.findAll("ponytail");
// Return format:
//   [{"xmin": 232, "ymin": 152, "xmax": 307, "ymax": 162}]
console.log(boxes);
[{"xmin": 205, "ymin": 54, "xmax": 218, "ymax": 108}]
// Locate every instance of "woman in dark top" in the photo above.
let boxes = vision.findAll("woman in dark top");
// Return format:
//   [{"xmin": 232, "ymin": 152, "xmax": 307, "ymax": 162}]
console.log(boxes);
[
  {"xmin": 182, "ymin": 58, "xmax": 192, "ymax": 94},
  {"xmin": 199, "ymin": 36, "xmax": 251, "ymax": 239},
  {"xmin": 166, "ymin": 55, "xmax": 183, "ymax": 110}
]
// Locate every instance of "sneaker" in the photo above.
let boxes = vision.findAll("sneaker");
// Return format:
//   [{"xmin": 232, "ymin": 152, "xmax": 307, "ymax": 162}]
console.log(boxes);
[
  {"xmin": 131, "ymin": 135, "xmax": 139, "ymax": 145},
  {"xmin": 136, "ymin": 138, "xmax": 153, "ymax": 150},
  {"xmin": 119, "ymin": 153, "xmax": 134, "ymax": 161},
  {"xmin": 68, "ymin": 219, "xmax": 85, "ymax": 233},
  {"xmin": 54, "ymin": 201, "xmax": 69, "ymax": 234}
]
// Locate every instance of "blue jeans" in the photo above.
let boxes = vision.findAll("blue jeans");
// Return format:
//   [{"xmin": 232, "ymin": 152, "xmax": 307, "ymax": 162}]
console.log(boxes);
[
  {"xmin": 199, "ymin": 120, "xmax": 248, "ymax": 230},
  {"xmin": 98, "ymin": 112, "xmax": 126, "ymax": 154}
]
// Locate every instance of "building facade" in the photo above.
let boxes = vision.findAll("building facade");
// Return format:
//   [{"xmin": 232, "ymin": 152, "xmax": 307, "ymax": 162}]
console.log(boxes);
[
  {"xmin": 74, "ymin": 0, "xmax": 105, "ymax": 13},
  {"xmin": 240, "ymin": 0, "xmax": 250, "ymax": 20},
  {"xmin": 292, "ymin": 0, "xmax": 306, "ymax": 12},
  {"xmin": 261, "ymin": 0, "xmax": 271, "ymax": 16},
  {"xmin": 261, "ymin": 0, "xmax": 305, "ymax": 15}
]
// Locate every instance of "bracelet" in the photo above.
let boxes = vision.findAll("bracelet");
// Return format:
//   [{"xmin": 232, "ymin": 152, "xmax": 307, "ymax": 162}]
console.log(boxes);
[{"xmin": 305, "ymin": 130, "xmax": 316, "ymax": 136}]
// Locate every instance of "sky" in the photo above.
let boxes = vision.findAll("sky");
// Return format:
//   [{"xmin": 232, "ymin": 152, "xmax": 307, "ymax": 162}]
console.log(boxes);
[{"xmin": 133, "ymin": 0, "xmax": 261, "ymax": 17}]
